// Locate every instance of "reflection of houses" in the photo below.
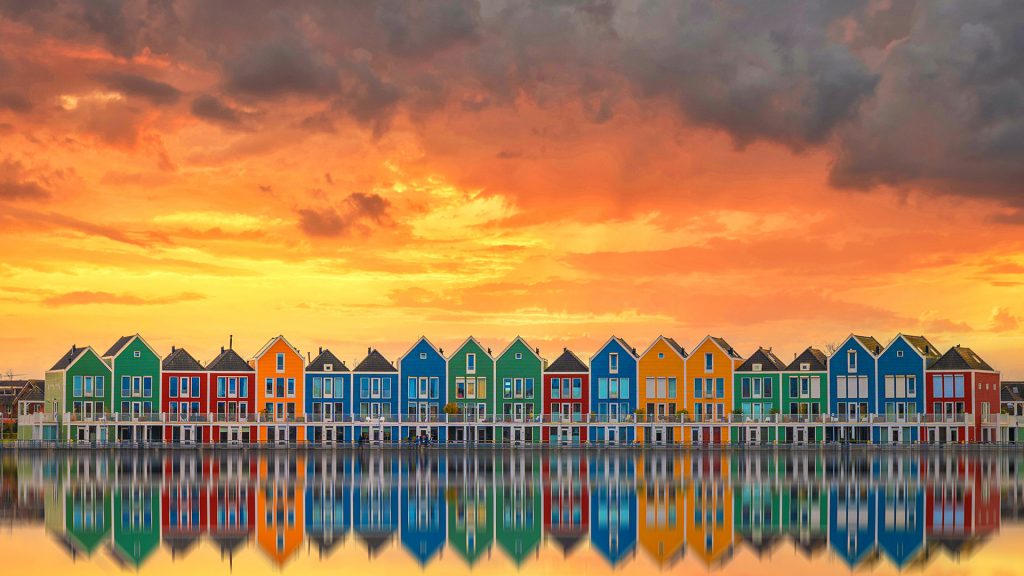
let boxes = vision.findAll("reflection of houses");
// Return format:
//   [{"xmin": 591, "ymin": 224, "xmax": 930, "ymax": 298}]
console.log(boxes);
[
  {"xmin": 685, "ymin": 452, "xmax": 733, "ymax": 566},
  {"xmin": 637, "ymin": 452, "xmax": 685, "ymax": 566},
  {"xmin": 925, "ymin": 454, "xmax": 1000, "ymax": 560},
  {"xmin": 305, "ymin": 452, "xmax": 352, "ymax": 557},
  {"xmin": 109, "ymin": 453, "xmax": 160, "ymax": 568},
  {"xmin": 256, "ymin": 454, "xmax": 305, "ymax": 566},
  {"xmin": 828, "ymin": 456, "xmax": 879, "ymax": 569},
  {"xmin": 590, "ymin": 452, "xmax": 637, "ymax": 566},
  {"xmin": 62, "ymin": 454, "xmax": 113, "ymax": 557},
  {"xmin": 780, "ymin": 452, "xmax": 827, "ymax": 557},
  {"xmin": 448, "ymin": 451, "xmax": 494, "ymax": 565},
  {"xmin": 733, "ymin": 452, "xmax": 781, "ymax": 557},
  {"xmin": 543, "ymin": 453, "xmax": 589, "ymax": 557},
  {"xmin": 161, "ymin": 452, "xmax": 207, "ymax": 560},
  {"xmin": 354, "ymin": 452, "xmax": 399, "ymax": 557},
  {"xmin": 400, "ymin": 452, "xmax": 446, "ymax": 565},
  {"xmin": 209, "ymin": 453, "xmax": 256, "ymax": 565},
  {"xmin": 496, "ymin": 452, "xmax": 541, "ymax": 565},
  {"xmin": 875, "ymin": 455, "xmax": 925, "ymax": 568}
]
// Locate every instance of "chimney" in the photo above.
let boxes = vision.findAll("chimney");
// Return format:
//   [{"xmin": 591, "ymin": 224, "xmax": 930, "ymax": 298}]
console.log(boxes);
[
  {"xmin": 221, "ymin": 346, "xmax": 225, "ymax": 353},
  {"xmin": 535, "ymin": 347, "xmax": 540, "ymax": 355},
  {"xmin": 440, "ymin": 348, "xmax": 444, "ymax": 355},
  {"xmin": 563, "ymin": 347, "xmax": 567, "ymax": 352},
  {"xmin": 487, "ymin": 348, "xmax": 491, "ymax": 355},
  {"xmin": 172, "ymin": 345, "xmax": 176, "ymax": 353},
  {"xmin": 632, "ymin": 347, "xmax": 637, "ymax": 355},
  {"xmin": 319, "ymin": 346, "xmax": 323, "ymax": 354},
  {"xmin": 229, "ymin": 335, "xmax": 233, "ymax": 350}
]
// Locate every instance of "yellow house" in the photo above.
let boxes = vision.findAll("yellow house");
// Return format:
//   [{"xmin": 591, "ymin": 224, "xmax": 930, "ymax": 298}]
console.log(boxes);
[
  {"xmin": 684, "ymin": 452, "xmax": 734, "ymax": 566},
  {"xmin": 637, "ymin": 453, "xmax": 685, "ymax": 566},
  {"xmin": 637, "ymin": 336, "xmax": 686, "ymax": 444},
  {"xmin": 684, "ymin": 336, "xmax": 743, "ymax": 444}
]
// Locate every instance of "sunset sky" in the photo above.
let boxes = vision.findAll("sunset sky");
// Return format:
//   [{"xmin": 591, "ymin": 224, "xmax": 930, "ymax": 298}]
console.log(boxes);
[{"xmin": 0, "ymin": 1, "xmax": 1022, "ymax": 378}]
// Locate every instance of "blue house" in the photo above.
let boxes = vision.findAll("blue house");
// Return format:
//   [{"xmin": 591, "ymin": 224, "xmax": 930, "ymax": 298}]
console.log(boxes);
[
  {"xmin": 589, "ymin": 452, "xmax": 637, "ymax": 565},
  {"xmin": 400, "ymin": 453, "xmax": 447, "ymax": 565},
  {"xmin": 354, "ymin": 453, "xmax": 400, "ymax": 557},
  {"xmin": 304, "ymin": 453, "xmax": 353, "ymax": 556},
  {"xmin": 305, "ymin": 348, "xmax": 351, "ymax": 444},
  {"xmin": 876, "ymin": 334, "xmax": 940, "ymax": 444},
  {"xmin": 589, "ymin": 336, "xmax": 638, "ymax": 445},
  {"xmin": 874, "ymin": 455, "xmax": 925, "ymax": 567},
  {"xmin": 827, "ymin": 335, "xmax": 882, "ymax": 443},
  {"xmin": 353, "ymin": 348, "xmax": 399, "ymax": 444},
  {"xmin": 829, "ymin": 484, "xmax": 878, "ymax": 568},
  {"xmin": 398, "ymin": 337, "xmax": 447, "ymax": 443}
]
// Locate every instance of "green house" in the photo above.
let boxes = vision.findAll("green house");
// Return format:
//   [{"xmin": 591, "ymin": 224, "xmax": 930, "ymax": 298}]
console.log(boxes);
[
  {"xmin": 447, "ymin": 337, "xmax": 495, "ymax": 443},
  {"xmin": 448, "ymin": 475, "xmax": 494, "ymax": 565},
  {"xmin": 781, "ymin": 348, "xmax": 828, "ymax": 444},
  {"xmin": 45, "ymin": 345, "xmax": 112, "ymax": 442},
  {"xmin": 103, "ymin": 335, "xmax": 161, "ymax": 442},
  {"xmin": 65, "ymin": 485, "xmax": 112, "ymax": 555},
  {"xmin": 495, "ymin": 337, "xmax": 545, "ymax": 445},
  {"xmin": 495, "ymin": 454, "xmax": 542, "ymax": 565},
  {"xmin": 110, "ymin": 486, "xmax": 160, "ymax": 568},
  {"xmin": 734, "ymin": 482, "xmax": 783, "ymax": 557},
  {"xmin": 781, "ymin": 482, "xmax": 828, "ymax": 557},
  {"xmin": 733, "ymin": 348, "xmax": 786, "ymax": 444}
]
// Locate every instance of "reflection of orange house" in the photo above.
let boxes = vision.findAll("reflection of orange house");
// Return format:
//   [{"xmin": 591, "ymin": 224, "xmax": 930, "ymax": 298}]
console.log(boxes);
[
  {"xmin": 256, "ymin": 454, "xmax": 306, "ymax": 566},
  {"xmin": 685, "ymin": 453, "xmax": 733, "ymax": 566},
  {"xmin": 637, "ymin": 453, "xmax": 685, "ymax": 566},
  {"xmin": 684, "ymin": 336, "xmax": 743, "ymax": 444},
  {"xmin": 251, "ymin": 335, "xmax": 305, "ymax": 443}
]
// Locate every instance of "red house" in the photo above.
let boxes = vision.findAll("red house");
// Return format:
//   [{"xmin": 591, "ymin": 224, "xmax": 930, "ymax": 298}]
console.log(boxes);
[
  {"xmin": 926, "ymin": 346, "xmax": 1000, "ymax": 443},
  {"xmin": 543, "ymin": 348, "xmax": 589, "ymax": 445},
  {"xmin": 207, "ymin": 346, "xmax": 257, "ymax": 444},
  {"xmin": 543, "ymin": 453, "xmax": 589, "ymax": 557},
  {"xmin": 162, "ymin": 347, "xmax": 208, "ymax": 444}
]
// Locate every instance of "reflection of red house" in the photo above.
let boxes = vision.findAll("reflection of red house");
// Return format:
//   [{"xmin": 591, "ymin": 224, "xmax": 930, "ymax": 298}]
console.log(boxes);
[
  {"xmin": 543, "ymin": 349, "xmax": 590, "ymax": 444},
  {"xmin": 925, "ymin": 346, "xmax": 1000, "ymax": 443},
  {"xmin": 209, "ymin": 453, "xmax": 257, "ymax": 565},
  {"xmin": 924, "ymin": 455, "xmax": 1000, "ymax": 558},
  {"xmin": 542, "ymin": 453, "xmax": 589, "ymax": 556},
  {"xmin": 161, "ymin": 453, "xmax": 210, "ymax": 559}
]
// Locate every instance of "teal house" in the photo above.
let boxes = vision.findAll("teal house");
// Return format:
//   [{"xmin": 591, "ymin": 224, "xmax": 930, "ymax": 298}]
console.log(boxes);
[
  {"xmin": 45, "ymin": 345, "xmax": 112, "ymax": 443},
  {"xmin": 104, "ymin": 334, "xmax": 161, "ymax": 442}
]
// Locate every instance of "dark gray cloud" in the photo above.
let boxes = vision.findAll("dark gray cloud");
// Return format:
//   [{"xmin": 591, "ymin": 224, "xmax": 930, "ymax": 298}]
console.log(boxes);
[
  {"xmin": 297, "ymin": 192, "xmax": 392, "ymax": 237},
  {"xmin": 374, "ymin": 0, "xmax": 480, "ymax": 58},
  {"xmin": 225, "ymin": 36, "xmax": 338, "ymax": 98},
  {"xmin": 0, "ymin": 159, "xmax": 50, "ymax": 201},
  {"xmin": 190, "ymin": 94, "xmax": 243, "ymax": 127},
  {"xmin": 96, "ymin": 72, "xmax": 181, "ymax": 105},
  {"xmin": 0, "ymin": 91, "xmax": 32, "ymax": 113}
]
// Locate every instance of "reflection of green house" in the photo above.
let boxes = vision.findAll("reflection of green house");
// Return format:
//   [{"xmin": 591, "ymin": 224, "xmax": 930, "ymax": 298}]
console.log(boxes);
[
  {"xmin": 734, "ymin": 483, "xmax": 783, "ymax": 557},
  {"xmin": 64, "ymin": 486, "xmax": 112, "ymax": 555},
  {"xmin": 109, "ymin": 487, "xmax": 160, "ymax": 568},
  {"xmin": 495, "ymin": 455, "xmax": 542, "ymax": 565},
  {"xmin": 781, "ymin": 484, "xmax": 827, "ymax": 557},
  {"xmin": 448, "ymin": 483, "xmax": 494, "ymax": 565}
]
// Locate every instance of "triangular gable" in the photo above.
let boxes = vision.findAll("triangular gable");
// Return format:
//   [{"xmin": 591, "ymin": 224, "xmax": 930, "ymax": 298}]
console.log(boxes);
[
  {"xmin": 307, "ymin": 348, "xmax": 350, "ymax": 372},
  {"xmin": 250, "ymin": 335, "xmax": 302, "ymax": 362},
  {"xmin": 829, "ymin": 334, "xmax": 881, "ymax": 365},
  {"xmin": 496, "ymin": 335, "xmax": 545, "ymax": 363},
  {"xmin": 49, "ymin": 345, "xmax": 102, "ymax": 373},
  {"xmin": 639, "ymin": 335, "xmax": 687, "ymax": 361},
  {"xmin": 397, "ymin": 336, "xmax": 445, "ymax": 366},
  {"xmin": 103, "ymin": 334, "xmax": 160, "ymax": 360},
  {"xmin": 545, "ymin": 349, "xmax": 589, "ymax": 373},
  {"xmin": 449, "ymin": 335, "xmax": 494, "ymax": 360},
  {"xmin": 590, "ymin": 335, "xmax": 637, "ymax": 363},
  {"xmin": 883, "ymin": 334, "xmax": 940, "ymax": 362},
  {"xmin": 689, "ymin": 335, "xmax": 743, "ymax": 363},
  {"xmin": 784, "ymin": 347, "xmax": 828, "ymax": 372},
  {"xmin": 736, "ymin": 347, "xmax": 786, "ymax": 372}
]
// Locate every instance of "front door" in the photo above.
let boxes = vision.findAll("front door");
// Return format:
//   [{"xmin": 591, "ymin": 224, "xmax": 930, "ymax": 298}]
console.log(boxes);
[
  {"xmin": 609, "ymin": 403, "xmax": 619, "ymax": 423},
  {"xmin": 795, "ymin": 427, "xmax": 806, "ymax": 445},
  {"xmin": 182, "ymin": 426, "xmax": 195, "ymax": 445},
  {"xmin": 652, "ymin": 426, "xmax": 665, "ymax": 445},
  {"xmin": 890, "ymin": 427, "xmax": 900, "ymax": 444},
  {"xmin": 749, "ymin": 427, "xmax": 760, "ymax": 445},
  {"xmin": 607, "ymin": 427, "xmax": 619, "ymax": 445},
  {"xmin": 324, "ymin": 426, "xmax": 335, "ymax": 445},
  {"xmin": 275, "ymin": 425, "xmax": 289, "ymax": 445},
  {"xmin": 512, "ymin": 426, "xmax": 524, "ymax": 445}
]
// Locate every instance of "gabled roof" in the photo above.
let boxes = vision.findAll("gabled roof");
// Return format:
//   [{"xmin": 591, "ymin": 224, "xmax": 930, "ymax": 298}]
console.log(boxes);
[
  {"xmin": 496, "ymin": 335, "xmax": 544, "ymax": 363},
  {"xmin": 207, "ymin": 348, "xmax": 254, "ymax": 372},
  {"xmin": 397, "ymin": 336, "xmax": 444, "ymax": 365},
  {"xmin": 307, "ymin": 348, "xmax": 349, "ymax": 372},
  {"xmin": 450, "ymin": 335, "xmax": 494, "ymax": 359},
  {"xmin": 1002, "ymin": 382, "xmax": 1024, "ymax": 404},
  {"xmin": 49, "ymin": 345, "xmax": 92, "ymax": 371},
  {"xmin": 592, "ymin": 335, "xmax": 638, "ymax": 359},
  {"xmin": 736, "ymin": 348, "xmax": 786, "ymax": 372},
  {"xmin": 784, "ymin": 347, "xmax": 828, "ymax": 372},
  {"xmin": 711, "ymin": 336, "xmax": 743, "ymax": 359},
  {"xmin": 103, "ymin": 335, "xmax": 135, "ymax": 358},
  {"xmin": 850, "ymin": 334, "xmax": 883, "ymax": 356},
  {"xmin": 929, "ymin": 346, "xmax": 995, "ymax": 372},
  {"xmin": 546, "ymin": 348, "xmax": 589, "ymax": 373},
  {"xmin": 354, "ymin": 348, "xmax": 397, "ymax": 373},
  {"xmin": 640, "ymin": 335, "xmax": 686, "ymax": 360},
  {"xmin": 162, "ymin": 347, "xmax": 204, "ymax": 371},
  {"xmin": 250, "ymin": 335, "xmax": 302, "ymax": 361},
  {"xmin": 900, "ymin": 334, "xmax": 941, "ymax": 360}
]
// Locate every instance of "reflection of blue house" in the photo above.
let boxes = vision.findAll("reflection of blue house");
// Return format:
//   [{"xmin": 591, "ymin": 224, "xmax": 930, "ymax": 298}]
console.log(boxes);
[
  {"xmin": 876, "ymin": 335, "xmax": 939, "ymax": 444},
  {"xmin": 829, "ymin": 484, "xmax": 878, "ymax": 568},
  {"xmin": 589, "ymin": 337, "xmax": 638, "ymax": 445},
  {"xmin": 353, "ymin": 349, "xmax": 400, "ymax": 444},
  {"xmin": 398, "ymin": 337, "xmax": 447, "ymax": 443},
  {"xmin": 304, "ymin": 455, "xmax": 352, "ymax": 556},
  {"xmin": 589, "ymin": 453, "xmax": 637, "ymax": 565},
  {"xmin": 875, "ymin": 456, "xmax": 925, "ymax": 567},
  {"xmin": 400, "ymin": 453, "xmax": 447, "ymax": 565},
  {"xmin": 353, "ymin": 453, "xmax": 400, "ymax": 557},
  {"xmin": 827, "ymin": 335, "xmax": 882, "ymax": 443},
  {"xmin": 305, "ymin": 348, "xmax": 352, "ymax": 444}
]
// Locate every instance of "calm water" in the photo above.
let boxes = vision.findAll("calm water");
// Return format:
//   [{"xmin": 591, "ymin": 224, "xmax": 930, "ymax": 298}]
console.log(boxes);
[{"xmin": 1, "ymin": 448, "xmax": 1022, "ymax": 575}]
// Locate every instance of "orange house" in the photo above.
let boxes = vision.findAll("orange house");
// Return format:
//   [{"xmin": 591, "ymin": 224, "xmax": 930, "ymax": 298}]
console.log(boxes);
[
  {"xmin": 637, "ymin": 452, "xmax": 685, "ymax": 566},
  {"xmin": 684, "ymin": 336, "xmax": 743, "ymax": 444},
  {"xmin": 637, "ymin": 336, "xmax": 686, "ymax": 444},
  {"xmin": 256, "ymin": 454, "xmax": 306, "ymax": 566},
  {"xmin": 251, "ymin": 335, "xmax": 305, "ymax": 443},
  {"xmin": 685, "ymin": 452, "xmax": 733, "ymax": 567}
]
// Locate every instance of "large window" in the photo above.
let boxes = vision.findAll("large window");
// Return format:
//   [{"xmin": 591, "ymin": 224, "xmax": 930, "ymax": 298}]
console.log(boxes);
[
  {"xmin": 276, "ymin": 353, "xmax": 285, "ymax": 372},
  {"xmin": 704, "ymin": 353, "xmax": 713, "ymax": 372},
  {"xmin": 466, "ymin": 353, "xmax": 476, "ymax": 374},
  {"xmin": 609, "ymin": 353, "xmax": 619, "ymax": 374}
]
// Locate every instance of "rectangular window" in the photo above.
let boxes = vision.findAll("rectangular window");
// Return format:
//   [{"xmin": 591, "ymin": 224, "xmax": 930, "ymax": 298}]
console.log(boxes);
[
  {"xmin": 121, "ymin": 376, "xmax": 130, "ymax": 398},
  {"xmin": 944, "ymin": 375, "xmax": 954, "ymax": 398},
  {"xmin": 609, "ymin": 378, "xmax": 619, "ymax": 399},
  {"xmin": 836, "ymin": 375, "xmax": 847, "ymax": 399},
  {"xmin": 265, "ymin": 378, "xmax": 274, "ymax": 397},
  {"xmin": 657, "ymin": 377, "xmax": 667, "ymax": 398},
  {"xmin": 526, "ymin": 378, "xmax": 534, "ymax": 399},
  {"xmin": 810, "ymin": 376, "xmax": 819, "ymax": 398},
  {"xmin": 276, "ymin": 378, "xmax": 285, "ymax": 397},
  {"xmin": 382, "ymin": 378, "xmax": 391, "ymax": 399},
  {"xmin": 187, "ymin": 377, "xmax": 196, "ymax": 398},
  {"xmin": 176, "ymin": 376, "xmax": 185, "ymax": 397},
  {"xmin": 694, "ymin": 378, "xmax": 703, "ymax": 399},
  {"xmin": 932, "ymin": 375, "xmax": 942, "ymax": 398},
  {"xmin": 287, "ymin": 378, "xmax": 295, "ymax": 397},
  {"xmin": 715, "ymin": 378, "xmax": 724, "ymax": 398},
  {"xmin": 704, "ymin": 352, "xmax": 713, "ymax": 372},
  {"xmin": 407, "ymin": 377, "xmax": 416, "ymax": 400},
  {"xmin": 847, "ymin": 350, "xmax": 857, "ymax": 372},
  {"xmin": 885, "ymin": 375, "xmax": 895, "ymax": 398},
  {"xmin": 789, "ymin": 376, "xmax": 797, "ymax": 398},
  {"xmin": 324, "ymin": 377, "xmax": 334, "ymax": 398},
  {"xmin": 907, "ymin": 375, "xmax": 916, "ymax": 397},
  {"xmin": 429, "ymin": 377, "xmax": 439, "ymax": 399},
  {"xmin": 477, "ymin": 377, "xmax": 487, "ymax": 399},
  {"xmin": 752, "ymin": 377, "xmax": 761, "ymax": 398},
  {"xmin": 73, "ymin": 375, "xmax": 83, "ymax": 397},
  {"xmin": 240, "ymin": 378, "xmax": 248, "ymax": 398},
  {"xmin": 609, "ymin": 353, "xmax": 619, "ymax": 374},
  {"xmin": 84, "ymin": 376, "xmax": 93, "ymax": 396},
  {"xmin": 276, "ymin": 353, "xmax": 285, "ymax": 372},
  {"xmin": 95, "ymin": 376, "xmax": 104, "ymax": 397},
  {"xmin": 504, "ymin": 378, "xmax": 513, "ymax": 398},
  {"xmin": 217, "ymin": 377, "xmax": 226, "ymax": 397},
  {"xmin": 646, "ymin": 376, "xmax": 656, "ymax": 397},
  {"xmin": 742, "ymin": 377, "xmax": 751, "ymax": 398},
  {"xmin": 598, "ymin": 378, "xmax": 608, "ymax": 400},
  {"xmin": 551, "ymin": 378, "xmax": 560, "ymax": 400},
  {"xmin": 313, "ymin": 377, "xmax": 322, "ymax": 399},
  {"xmin": 466, "ymin": 353, "xmax": 476, "ymax": 374},
  {"xmin": 228, "ymin": 377, "xmax": 237, "ymax": 397},
  {"xmin": 858, "ymin": 376, "xmax": 869, "ymax": 398},
  {"xmin": 954, "ymin": 374, "xmax": 964, "ymax": 397},
  {"xmin": 456, "ymin": 377, "xmax": 466, "ymax": 399},
  {"xmin": 668, "ymin": 377, "xmax": 676, "ymax": 398},
  {"xmin": 764, "ymin": 378, "xmax": 772, "ymax": 398}
]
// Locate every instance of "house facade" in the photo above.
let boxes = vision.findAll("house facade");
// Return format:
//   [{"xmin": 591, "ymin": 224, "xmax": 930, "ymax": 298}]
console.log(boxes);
[
  {"xmin": 447, "ymin": 337, "xmax": 495, "ymax": 443},
  {"xmin": 161, "ymin": 347, "xmax": 208, "ymax": 444},
  {"xmin": 827, "ymin": 335, "xmax": 882, "ymax": 443},
  {"xmin": 589, "ymin": 337, "xmax": 638, "ymax": 445},
  {"xmin": 543, "ymin": 348, "xmax": 589, "ymax": 445},
  {"xmin": 495, "ymin": 336, "xmax": 544, "ymax": 445},
  {"xmin": 105, "ymin": 334, "xmax": 161, "ymax": 443},
  {"xmin": 207, "ymin": 346, "xmax": 256, "ymax": 444},
  {"xmin": 251, "ymin": 335, "xmax": 305, "ymax": 444},
  {"xmin": 781, "ymin": 347, "xmax": 828, "ymax": 443},
  {"xmin": 45, "ymin": 345, "xmax": 112, "ymax": 443},
  {"xmin": 926, "ymin": 346, "xmax": 1000, "ymax": 443},
  {"xmin": 398, "ymin": 337, "xmax": 447, "ymax": 443},
  {"xmin": 352, "ymin": 348, "xmax": 400, "ymax": 444},
  {"xmin": 685, "ymin": 336, "xmax": 743, "ymax": 444},
  {"xmin": 304, "ymin": 348, "xmax": 351, "ymax": 445},
  {"xmin": 733, "ymin": 347, "xmax": 786, "ymax": 445},
  {"xmin": 637, "ymin": 336, "xmax": 686, "ymax": 445},
  {"xmin": 876, "ymin": 334, "xmax": 939, "ymax": 443}
]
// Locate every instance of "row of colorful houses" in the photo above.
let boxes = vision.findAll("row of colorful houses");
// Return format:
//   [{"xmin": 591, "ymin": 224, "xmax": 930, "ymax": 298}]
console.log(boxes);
[
  {"xmin": 29, "ymin": 451, "xmax": 1000, "ymax": 570},
  {"xmin": 34, "ymin": 332, "xmax": 1002, "ymax": 445}
]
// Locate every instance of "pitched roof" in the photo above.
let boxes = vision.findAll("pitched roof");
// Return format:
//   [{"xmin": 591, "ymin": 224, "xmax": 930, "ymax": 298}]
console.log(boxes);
[
  {"xmin": 162, "ymin": 348, "xmax": 204, "ymax": 371},
  {"xmin": 1002, "ymin": 382, "xmax": 1024, "ymax": 403},
  {"xmin": 785, "ymin": 347, "xmax": 828, "ymax": 372},
  {"xmin": 250, "ymin": 335, "xmax": 301, "ymax": 361},
  {"xmin": 640, "ymin": 335, "xmax": 687, "ymax": 360},
  {"xmin": 207, "ymin": 348, "xmax": 254, "ymax": 372},
  {"xmin": 929, "ymin": 346, "xmax": 995, "ymax": 372},
  {"xmin": 710, "ymin": 336, "xmax": 743, "ymax": 359},
  {"xmin": 664, "ymin": 337, "xmax": 686, "ymax": 357},
  {"xmin": 852, "ymin": 335, "xmax": 883, "ymax": 355},
  {"xmin": 546, "ymin": 349, "xmax": 588, "ymax": 373},
  {"xmin": 103, "ymin": 335, "xmax": 135, "ymax": 358},
  {"xmin": 901, "ymin": 335, "xmax": 941, "ymax": 360},
  {"xmin": 307, "ymin": 348, "xmax": 349, "ymax": 372},
  {"xmin": 497, "ymin": 336, "xmax": 544, "ymax": 362},
  {"xmin": 614, "ymin": 336, "xmax": 639, "ymax": 357},
  {"xmin": 354, "ymin": 348, "xmax": 397, "ymax": 373},
  {"xmin": 737, "ymin": 348, "xmax": 786, "ymax": 372},
  {"xmin": 50, "ymin": 346, "xmax": 90, "ymax": 371},
  {"xmin": 451, "ymin": 335, "xmax": 493, "ymax": 359}
]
